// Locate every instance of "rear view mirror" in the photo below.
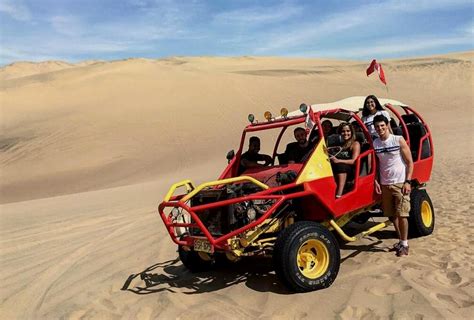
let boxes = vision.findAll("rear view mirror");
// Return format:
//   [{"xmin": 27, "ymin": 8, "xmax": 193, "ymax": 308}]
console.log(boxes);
[{"xmin": 226, "ymin": 150, "xmax": 235, "ymax": 163}]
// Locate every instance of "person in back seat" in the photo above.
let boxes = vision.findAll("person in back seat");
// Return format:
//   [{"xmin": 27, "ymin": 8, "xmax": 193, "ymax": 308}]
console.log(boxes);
[
  {"xmin": 322, "ymin": 120, "xmax": 334, "ymax": 138},
  {"xmin": 351, "ymin": 120, "xmax": 363, "ymax": 134},
  {"xmin": 330, "ymin": 123, "xmax": 361, "ymax": 198},
  {"xmin": 362, "ymin": 95, "xmax": 391, "ymax": 139}
]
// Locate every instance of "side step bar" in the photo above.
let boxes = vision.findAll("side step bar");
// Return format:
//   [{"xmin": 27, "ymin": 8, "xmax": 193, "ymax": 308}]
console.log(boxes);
[{"xmin": 329, "ymin": 219, "xmax": 392, "ymax": 242}]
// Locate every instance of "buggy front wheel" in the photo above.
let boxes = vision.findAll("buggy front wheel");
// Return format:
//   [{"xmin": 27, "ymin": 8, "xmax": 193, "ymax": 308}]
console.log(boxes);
[{"xmin": 273, "ymin": 221, "xmax": 340, "ymax": 292}]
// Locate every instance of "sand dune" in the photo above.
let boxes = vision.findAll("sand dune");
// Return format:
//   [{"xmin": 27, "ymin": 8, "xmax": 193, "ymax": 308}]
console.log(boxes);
[{"xmin": 0, "ymin": 52, "xmax": 473, "ymax": 319}]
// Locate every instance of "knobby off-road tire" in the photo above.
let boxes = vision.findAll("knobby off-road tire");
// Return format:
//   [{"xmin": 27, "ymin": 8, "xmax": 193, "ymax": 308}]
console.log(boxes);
[
  {"xmin": 408, "ymin": 189, "xmax": 435, "ymax": 238},
  {"xmin": 273, "ymin": 221, "xmax": 340, "ymax": 292}
]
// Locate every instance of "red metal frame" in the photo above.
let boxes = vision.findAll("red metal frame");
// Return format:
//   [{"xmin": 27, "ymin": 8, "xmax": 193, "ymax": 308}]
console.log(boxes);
[
  {"xmin": 159, "ymin": 103, "xmax": 434, "ymax": 251},
  {"xmin": 384, "ymin": 104, "xmax": 434, "ymax": 184},
  {"xmin": 158, "ymin": 187, "xmax": 312, "ymax": 250}
]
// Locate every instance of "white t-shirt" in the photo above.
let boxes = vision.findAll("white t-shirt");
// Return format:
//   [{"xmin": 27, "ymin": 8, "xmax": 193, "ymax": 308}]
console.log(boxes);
[
  {"xmin": 362, "ymin": 110, "xmax": 390, "ymax": 137},
  {"xmin": 374, "ymin": 134, "xmax": 406, "ymax": 185}
]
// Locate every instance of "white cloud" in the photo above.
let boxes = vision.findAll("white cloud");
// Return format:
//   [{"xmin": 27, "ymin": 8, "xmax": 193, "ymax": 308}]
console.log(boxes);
[
  {"xmin": 253, "ymin": 11, "xmax": 365, "ymax": 53},
  {"xmin": 213, "ymin": 3, "xmax": 303, "ymax": 25},
  {"xmin": 50, "ymin": 15, "xmax": 85, "ymax": 37},
  {"xmin": 0, "ymin": 0, "xmax": 199, "ymax": 64},
  {"xmin": 380, "ymin": 0, "xmax": 472, "ymax": 12},
  {"xmin": 95, "ymin": 0, "xmax": 202, "ymax": 42},
  {"xmin": 297, "ymin": 35, "xmax": 473, "ymax": 59},
  {"xmin": 1, "ymin": 0, "xmax": 472, "ymax": 64},
  {"xmin": 253, "ymin": 0, "xmax": 473, "ymax": 54},
  {"xmin": 0, "ymin": 47, "xmax": 61, "ymax": 64},
  {"xmin": 0, "ymin": 0, "xmax": 31, "ymax": 21},
  {"xmin": 462, "ymin": 21, "xmax": 474, "ymax": 35}
]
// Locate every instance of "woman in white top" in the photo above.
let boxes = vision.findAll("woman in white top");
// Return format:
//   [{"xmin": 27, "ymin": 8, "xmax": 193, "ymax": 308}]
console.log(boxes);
[{"xmin": 362, "ymin": 95, "xmax": 391, "ymax": 138}]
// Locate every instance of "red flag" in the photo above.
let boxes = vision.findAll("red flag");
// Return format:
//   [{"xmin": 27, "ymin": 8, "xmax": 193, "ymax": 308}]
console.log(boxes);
[
  {"xmin": 367, "ymin": 59, "xmax": 387, "ymax": 85},
  {"xmin": 366, "ymin": 59, "xmax": 377, "ymax": 76},
  {"xmin": 375, "ymin": 63, "xmax": 386, "ymax": 85}
]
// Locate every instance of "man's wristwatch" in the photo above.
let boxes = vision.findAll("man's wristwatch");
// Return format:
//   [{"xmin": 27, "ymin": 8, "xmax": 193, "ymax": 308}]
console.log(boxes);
[{"xmin": 404, "ymin": 180, "xmax": 411, "ymax": 184}]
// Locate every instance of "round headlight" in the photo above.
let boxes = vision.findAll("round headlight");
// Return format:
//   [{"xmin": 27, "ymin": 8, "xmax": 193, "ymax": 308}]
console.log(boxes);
[{"xmin": 280, "ymin": 107, "xmax": 288, "ymax": 118}]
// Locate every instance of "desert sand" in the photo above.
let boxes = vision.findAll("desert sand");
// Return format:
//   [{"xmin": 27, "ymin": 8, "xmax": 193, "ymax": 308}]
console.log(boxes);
[{"xmin": 0, "ymin": 52, "xmax": 473, "ymax": 319}]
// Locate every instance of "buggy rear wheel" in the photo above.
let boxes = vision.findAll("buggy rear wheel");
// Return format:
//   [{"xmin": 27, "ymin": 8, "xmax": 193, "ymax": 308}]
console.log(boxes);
[
  {"xmin": 408, "ymin": 189, "xmax": 435, "ymax": 238},
  {"xmin": 273, "ymin": 221, "xmax": 340, "ymax": 292}
]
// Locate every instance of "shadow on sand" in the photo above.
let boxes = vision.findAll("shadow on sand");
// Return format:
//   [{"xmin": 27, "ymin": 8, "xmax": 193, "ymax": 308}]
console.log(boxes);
[
  {"xmin": 122, "ymin": 256, "xmax": 289, "ymax": 295},
  {"xmin": 122, "ymin": 226, "xmax": 393, "ymax": 295}
]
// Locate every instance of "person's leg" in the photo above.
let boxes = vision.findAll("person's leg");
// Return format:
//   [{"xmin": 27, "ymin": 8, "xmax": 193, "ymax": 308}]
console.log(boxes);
[
  {"xmin": 399, "ymin": 217, "xmax": 408, "ymax": 241},
  {"xmin": 397, "ymin": 216, "xmax": 409, "ymax": 256},
  {"xmin": 391, "ymin": 216, "xmax": 401, "ymax": 240},
  {"xmin": 383, "ymin": 185, "xmax": 402, "ymax": 251},
  {"xmin": 394, "ymin": 185, "xmax": 410, "ymax": 256},
  {"xmin": 336, "ymin": 173, "xmax": 347, "ymax": 197}
]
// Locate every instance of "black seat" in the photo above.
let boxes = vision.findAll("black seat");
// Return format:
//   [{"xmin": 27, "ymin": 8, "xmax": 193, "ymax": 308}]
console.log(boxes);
[
  {"xmin": 353, "ymin": 132, "xmax": 371, "ymax": 176},
  {"xmin": 277, "ymin": 153, "xmax": 289, "ymax": 165},
  {"xmin": 406, "ymin": 123, "xmax": 426, "ymax": 161},
  {"xmin": 401, "ymin": 113, "xmax": 420, "ymax": 124},
  {"xmin": 392, "ymin": 126, "xmax": 403, "ymax": 136},
  {"xmin": 401, "ymin": 113, "xmax": 428, "ymax": 160}
]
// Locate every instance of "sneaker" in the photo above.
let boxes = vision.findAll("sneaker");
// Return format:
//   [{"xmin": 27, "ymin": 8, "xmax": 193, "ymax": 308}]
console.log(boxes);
[
  {"xmin": 389, "ymin": 242, "xmax": 402, "ymax": 252},
  {"xmin": 396, "ymin": 245, "xmax": 409, "ymax": 257}
]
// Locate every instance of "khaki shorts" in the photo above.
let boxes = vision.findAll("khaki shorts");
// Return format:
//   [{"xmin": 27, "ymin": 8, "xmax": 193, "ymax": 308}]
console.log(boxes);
[{"xmin": 381, "ymin": 183, "xmax": 410, "ymax": 218}]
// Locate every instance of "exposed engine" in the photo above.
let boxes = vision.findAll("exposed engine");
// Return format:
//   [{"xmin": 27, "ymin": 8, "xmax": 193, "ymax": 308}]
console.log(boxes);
[
  {"xmin": 169, "ymin": 170, "xmax": 297, "ymax": 237},
  {"xmin": 188, "ymin": 182, "xmax": 275, "ymax": 236},
  {"xmin": 230, "ymin": 198, "xmax": 274, "ymax": 229}
]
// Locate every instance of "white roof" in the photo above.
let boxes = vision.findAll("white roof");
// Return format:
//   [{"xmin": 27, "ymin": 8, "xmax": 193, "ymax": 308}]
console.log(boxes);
[{"xmin": 287, "ymin": 96, "xmax": 407, "ymax": 116}]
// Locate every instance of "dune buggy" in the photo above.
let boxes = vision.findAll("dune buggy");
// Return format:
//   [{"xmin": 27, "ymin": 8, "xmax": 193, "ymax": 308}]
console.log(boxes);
[{"xmin": 158, "ymin": 96, "xmax": 435, "ymax": 292}]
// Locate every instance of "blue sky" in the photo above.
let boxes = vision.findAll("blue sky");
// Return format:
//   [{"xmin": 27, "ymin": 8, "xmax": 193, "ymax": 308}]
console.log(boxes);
[{"xmin": 0, "ymin": 0, "xmax": 472, "ymax": 64}]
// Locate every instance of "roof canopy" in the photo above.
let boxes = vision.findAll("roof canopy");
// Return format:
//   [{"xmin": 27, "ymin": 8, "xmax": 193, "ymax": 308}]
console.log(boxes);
[{"xmin": 287, "ymin": 96, "xmax": 407, "ymax": 117}]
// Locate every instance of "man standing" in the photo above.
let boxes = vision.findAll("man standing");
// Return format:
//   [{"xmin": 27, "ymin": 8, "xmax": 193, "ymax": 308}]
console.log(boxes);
[
  {"xmin": 285, "ymin": 127, "xmax": 313, "ymax": 163},
  {"xmin": 373, "ymin": 115, "xmax": 414, "ymax": 257},
  {"xmin": 238, "ymin": 136, "xmax": 272, "ymax": 174}
]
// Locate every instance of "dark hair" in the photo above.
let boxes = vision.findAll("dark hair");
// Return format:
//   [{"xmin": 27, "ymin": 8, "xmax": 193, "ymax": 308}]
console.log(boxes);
[
  {"xmin": 294, "ymin": 127, "xmax": 305, "ymax": 134},
  {"xmin": 322, "ymin": 119, "xmax": 332, "ymax": 127},
  {"xmin": 350, "ymin": 120, "xmax": 360, "ymax": 128},
  {"xmin": 337, "ymin": 122, "xmax": 356, "ymax": 149},
  {"xmin": 362, "ymin": 95, "xmax": 384, "ymax": 117},
  {"xmin": 249, "ymin": 136, "xmax": 260, "ymax": 144},
  {"xmin": 373, "ymin": 114, "xmax": 389, "ymax": 125}
]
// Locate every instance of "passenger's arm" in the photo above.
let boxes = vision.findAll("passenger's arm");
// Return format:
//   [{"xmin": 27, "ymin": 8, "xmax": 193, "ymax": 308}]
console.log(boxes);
[
  {"xmin": 241, "ymin": 154, "xmax": 272, "ymax": 169},
  {"xmin": 374, "ymin": 155, "xmax": 382, "ymax": 194},
  {"xmin": 262, "ymin": 154, "xmax": 272, "ymax": 166},
  {"xmin": 240, "ymin": 159, "xmax": 262, "ymax": 169},
  {"xmin": 331, "ymin": 142, "xmax": 360, "ymax": 165},
  {"xmin": 399, "ymin": 137, "xmax": 413, "ymax": 195}
]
